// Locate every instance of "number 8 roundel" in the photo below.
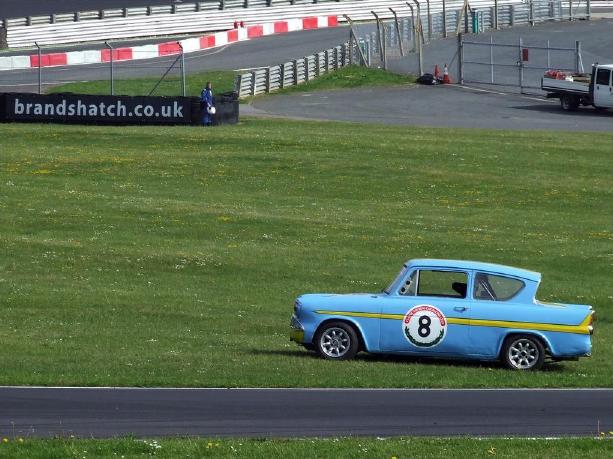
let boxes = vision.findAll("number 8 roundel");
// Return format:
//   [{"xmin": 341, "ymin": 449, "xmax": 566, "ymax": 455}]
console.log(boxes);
[{"xmin": 402, "ymin": 305, "xmax": 448, "ymax": 348}]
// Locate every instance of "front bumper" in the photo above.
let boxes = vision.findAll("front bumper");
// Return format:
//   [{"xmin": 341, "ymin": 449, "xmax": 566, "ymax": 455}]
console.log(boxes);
[{"xmin": 290, "ymin": 314, "xmax": 305, "ymax": 343}]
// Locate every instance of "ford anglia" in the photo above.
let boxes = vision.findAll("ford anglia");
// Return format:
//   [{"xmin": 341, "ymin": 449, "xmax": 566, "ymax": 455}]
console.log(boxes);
[{"xmin": 290, "ymin": 259, "xmax": 595, "ymax": 370}]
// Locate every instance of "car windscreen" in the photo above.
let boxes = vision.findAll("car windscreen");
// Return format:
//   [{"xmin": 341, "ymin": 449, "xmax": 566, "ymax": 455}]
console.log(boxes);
[{"xmin": 384, "ymin": 265, "xmax": 407, "ymax": 294}]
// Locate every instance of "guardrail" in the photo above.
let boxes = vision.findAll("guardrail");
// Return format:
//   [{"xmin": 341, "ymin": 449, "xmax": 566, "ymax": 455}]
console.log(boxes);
[
  {"xmin": 1, "ymin": 0, "xmax": 525, "ymax": 49},
  {"xmin": 235, "ymin": 43, "xmax": 349, "ymax": 96}
]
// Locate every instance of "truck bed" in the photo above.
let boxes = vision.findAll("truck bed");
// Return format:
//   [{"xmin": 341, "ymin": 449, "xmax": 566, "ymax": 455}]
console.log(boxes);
[{"xmin": 541, "ymin": 77, "xmax": 590, "ymax": 95}]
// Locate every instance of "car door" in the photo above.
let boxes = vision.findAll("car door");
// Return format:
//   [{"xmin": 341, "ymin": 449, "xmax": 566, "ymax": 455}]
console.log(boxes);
[
  {"xmin": 593, "ymin": 67, "xmax": 613, "ymax": 108},
  {"xmin": 468, "ymin": 272, "xmax": 530, "ymax": 357},
  {"xmin": 379, "ymin": 268, "xmax": 471, "ymax": 356}
]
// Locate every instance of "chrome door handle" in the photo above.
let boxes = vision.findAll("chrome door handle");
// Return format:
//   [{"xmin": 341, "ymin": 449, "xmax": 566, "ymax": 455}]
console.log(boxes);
[{"xmin": 454, "ymin": 306, "xmax": 468, "ymax": 312}]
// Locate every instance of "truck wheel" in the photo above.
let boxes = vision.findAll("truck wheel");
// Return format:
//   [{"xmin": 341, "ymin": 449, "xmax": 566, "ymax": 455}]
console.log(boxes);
[{"xmin": 560, "ymin": 94, "xmax": 579, "ymax": 112}]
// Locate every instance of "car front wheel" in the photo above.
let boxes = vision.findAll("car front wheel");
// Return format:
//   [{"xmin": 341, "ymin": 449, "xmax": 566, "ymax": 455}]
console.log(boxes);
[
  {"xmin": 502, "ymin": 335, "xmax": 545, "ymax": 371},
  {"xmin": 316, "ymin": 322, "xmax": 359, "ymax": 360}
]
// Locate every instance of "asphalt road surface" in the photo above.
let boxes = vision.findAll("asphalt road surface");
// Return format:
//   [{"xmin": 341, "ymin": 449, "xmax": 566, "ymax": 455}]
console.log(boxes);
[
  {"xmin": 1, "ymin": 387, "xmax": 611, "ymax": 438},
  {"xmin": 249, "ymin": 84, "xmax": 613, "ymax": 131},
  {"xmin": 0, "ymin": 27, "xmax": 349, "ymax": 92},
  {"xmin": 0, "ymin": 1, "xmax": 179, "ymax": 20}
]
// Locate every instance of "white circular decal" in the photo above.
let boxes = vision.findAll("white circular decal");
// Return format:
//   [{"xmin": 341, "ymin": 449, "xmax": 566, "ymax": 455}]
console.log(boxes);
[{"xmin": 402, "ymin": 305, "xmax": 447, "ymax": 348}]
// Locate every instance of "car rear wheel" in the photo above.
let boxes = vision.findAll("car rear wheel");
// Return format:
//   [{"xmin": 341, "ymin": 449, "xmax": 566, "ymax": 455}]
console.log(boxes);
[
  {"xmin": 560, "ymin": 94, "xmax": 579, "ymax": 111},
  {"xmin": 502, "ymin": 335, "xmax": 545, "ymax": 371},
  {"xmin": 316, "ymin": 322, "xmax": 359, "ymax": 360}
]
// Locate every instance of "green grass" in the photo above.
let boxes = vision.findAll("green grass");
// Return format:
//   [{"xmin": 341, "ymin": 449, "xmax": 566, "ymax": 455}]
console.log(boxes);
[
  {"xmin": 261, "ymin": 65, "xmax": 413, "ymax": 96},
  {"xmin": 0, "ymin": 437, "xmax": 611, "ymax": 458},
  {"xmin": 48, "ymin": 70, "xmax": 237, "ymax": 97},
  {"xmin": 0, "ymin": 119, "xmax": 611, "ymax": 387},
  {"xmin": 46, "ymin": 66, "xmax": 412, "ymax": 99}
]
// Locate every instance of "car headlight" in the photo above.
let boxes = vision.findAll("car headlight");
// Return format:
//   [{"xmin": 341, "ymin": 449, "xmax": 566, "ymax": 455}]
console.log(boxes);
[{"xmin": 294, "ymin": 299, "xmax": 302, "ymax": 314}]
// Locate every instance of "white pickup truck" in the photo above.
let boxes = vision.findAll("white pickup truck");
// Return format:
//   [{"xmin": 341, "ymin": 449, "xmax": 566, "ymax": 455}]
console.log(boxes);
[{"xmin": 541, "ymin": 63, "xmax": 613, "ymax": 111}]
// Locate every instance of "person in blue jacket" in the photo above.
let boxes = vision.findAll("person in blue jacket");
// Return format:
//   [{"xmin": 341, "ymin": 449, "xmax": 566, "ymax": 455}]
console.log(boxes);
[{"xmin": 200, "ymin": 82, "xmax": 214, "ymax": 126}]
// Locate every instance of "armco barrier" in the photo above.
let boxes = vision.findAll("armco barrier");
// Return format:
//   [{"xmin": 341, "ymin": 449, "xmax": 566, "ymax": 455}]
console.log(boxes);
[
  {"xmin": 1, "ymin": 0, "xmax": 525, "ymax": 48},
  {"xmin": 0, "ymin": 92, "xmax": 239, "ymax": 126},
  {"xmin": 0, "ymin": 16, "xmax": 337, "ymax": 71}
]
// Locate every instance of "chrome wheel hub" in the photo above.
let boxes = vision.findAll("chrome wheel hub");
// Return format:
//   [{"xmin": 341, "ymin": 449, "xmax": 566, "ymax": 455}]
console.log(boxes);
[
  {"xmin": 320, "ymin": 328, "xmax": 350, "ymax": 358},
  {"xmin": 508, "ymin": 338, "xmax": 539, "ymax": 369}
]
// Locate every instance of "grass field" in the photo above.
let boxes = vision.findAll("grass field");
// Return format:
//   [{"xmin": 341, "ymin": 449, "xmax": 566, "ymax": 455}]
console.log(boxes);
[
  {"xmin": 0, "ymin": 119, "xmax": 611, "ymax": 387},
  {"xmin": 0, "ymin": 437, "xmax": 611, "ymax": 458},
  {"xmin": 47, "ymin": 66, "xmax": 412, "ymax": 98}
]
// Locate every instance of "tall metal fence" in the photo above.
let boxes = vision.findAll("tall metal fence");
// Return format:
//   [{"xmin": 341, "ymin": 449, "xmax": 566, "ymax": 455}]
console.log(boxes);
[
  {"xmin": 348, "ymin": 0, "xmax": 590, "ymax": 72},
  {"xmin": 458, "ymin": 36, "xmax": 583, "ymax": 91}
]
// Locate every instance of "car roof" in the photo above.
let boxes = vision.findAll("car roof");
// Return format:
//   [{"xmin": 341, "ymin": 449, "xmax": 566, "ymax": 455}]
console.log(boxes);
[{"xmin": 405, "ymin": 258, "xmax": 541, "ymax": 282}]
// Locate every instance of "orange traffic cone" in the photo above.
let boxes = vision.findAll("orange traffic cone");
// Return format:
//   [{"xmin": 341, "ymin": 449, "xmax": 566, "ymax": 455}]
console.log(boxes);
[
  {"xmin": 434, "ymin": 65, "xmax": 440, "ymax": 79},
  {"xmin": 442, "ymin": 64, "xmax": 452, "ymax": 84}
]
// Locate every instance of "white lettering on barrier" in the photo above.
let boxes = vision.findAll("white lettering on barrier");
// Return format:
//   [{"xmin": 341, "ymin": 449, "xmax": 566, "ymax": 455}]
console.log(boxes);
[{"xmin": 12, "ymin": 98, "xmax": 183, "ymax": 120}]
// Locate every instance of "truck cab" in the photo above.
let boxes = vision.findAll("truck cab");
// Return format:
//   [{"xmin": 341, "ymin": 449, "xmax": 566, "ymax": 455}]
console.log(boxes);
[{"xmin": 591, "ymin": 64, "xmax": 613, "ymax": 109}]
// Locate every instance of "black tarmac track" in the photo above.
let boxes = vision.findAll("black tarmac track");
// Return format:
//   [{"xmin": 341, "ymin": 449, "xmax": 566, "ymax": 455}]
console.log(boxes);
[{"xmin": 0, "ymin": 387, "xmax": 611, "ymax": 438}]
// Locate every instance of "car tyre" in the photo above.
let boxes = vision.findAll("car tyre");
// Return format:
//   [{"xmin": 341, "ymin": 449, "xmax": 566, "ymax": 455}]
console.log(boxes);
[
  {"xmin": 502, "ymin": 335, "xmax": 545, "ymax": 371},
  {"xmin": 315, "ymin": 322, "xmax": 359, "ymax": 360},
  {"xmin": 560, "ymin": 94, "xmax": 579, "ymax": 112}
]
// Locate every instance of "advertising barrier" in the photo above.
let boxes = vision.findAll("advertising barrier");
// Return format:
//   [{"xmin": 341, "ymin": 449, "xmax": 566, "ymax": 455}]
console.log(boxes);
[{"xmin": 0, "ymin": 92, "xmax": 239, "ymax": 126}]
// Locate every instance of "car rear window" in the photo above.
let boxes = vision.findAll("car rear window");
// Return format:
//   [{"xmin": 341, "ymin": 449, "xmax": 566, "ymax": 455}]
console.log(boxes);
[{"xmin": 473, "ymin": 273, "xmax": 525, "ymax": 301}]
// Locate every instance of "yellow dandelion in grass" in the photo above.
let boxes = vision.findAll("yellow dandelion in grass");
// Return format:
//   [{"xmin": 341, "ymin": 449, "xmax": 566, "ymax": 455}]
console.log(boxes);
[
  {"xmin": 17, "ymin": 438, "xmax": 24, "ymax": 444},
  {"xmin": 2, "ymin": 438, "xmax": 8, "ymax": 443},
  {"xmin": 487, "ymin": 446, "xmax": 496, "ymax": 455}
]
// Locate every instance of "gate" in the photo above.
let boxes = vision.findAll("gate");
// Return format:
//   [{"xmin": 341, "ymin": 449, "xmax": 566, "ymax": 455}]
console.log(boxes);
[{"xmin": 458, "ymin": 35, "xmax": 583, "ymax": 93}]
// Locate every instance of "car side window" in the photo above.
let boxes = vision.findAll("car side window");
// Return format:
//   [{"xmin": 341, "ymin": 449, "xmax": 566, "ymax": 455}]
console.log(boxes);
[
  {"xmin": 473, "ymin": 272, "xmax": 525, "ymax": 301},
  {"xmin": 415, "ymin": 270, "xmax": 468, "ymax": 299},
  {"xmin": 596, "ymin": 69, "xmax": 611, "ymax": 86}
]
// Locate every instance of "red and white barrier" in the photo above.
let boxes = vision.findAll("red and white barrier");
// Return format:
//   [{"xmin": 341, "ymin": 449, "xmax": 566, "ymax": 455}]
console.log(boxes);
[{"xmin": 0, "ymin": 15, "xmax": 338, "ymax": 72}]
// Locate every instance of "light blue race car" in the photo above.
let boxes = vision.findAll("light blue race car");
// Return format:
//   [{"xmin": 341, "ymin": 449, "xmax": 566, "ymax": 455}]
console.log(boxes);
[{"xmin": 290, "ymin": 259, "xmax": 595, "ymax": 370}]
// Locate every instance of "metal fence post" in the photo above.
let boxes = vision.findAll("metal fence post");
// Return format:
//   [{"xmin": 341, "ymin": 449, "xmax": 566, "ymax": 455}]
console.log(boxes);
[
  {"xmin": 587, "ymin": 0, "xmax": 591, "ymax": 20},
  {"xmin": 442, "ymin": 0, "xmax": 447, "ymax": 38},
  {"xmin": 293, "ymin": 59, "xmax": 298, "ymax": 84},
  {"xmin": 510, "ymin": 4, "xmax": 515, "ymax": 26},
  {"xmin": 316, "ymin": 52, "xmax": 321, "ymax": 76},
  {"xmin": 529, "ymin": 0, "xmax": 535, "ymax": 26},
  {"xmin": 490, "ymin": 36, "xmax": 494, "ymax": 84},
  {"xmin": 389, "ymin": 8, "xmax": 405, "ymax": 56},
  {"xmin": 494, "ymin": 0, "xmax": 499, "ymax": 29},
  {"xmin": 406, "ymin": 2, "xmax": 416, "ymax": 52},
  {"xmin": 547, "ymin": 40, "xmax": 551, "ymax": 69},
  {"xmin": 518, "ymin": 37, "xmax": 523, "ymax": 93},
  {"xmin": 178, "ymin": 42, "xmax": 186, "ymax": 96},
  {"xmin": 569, "ymin": 0, "xmax": 573, "ymax": 21},
  {"xmin": 105, "ymin": 41, "xmax": 114, "ymax": 95},
  {"xmin": 280, "ymin": 64, "xmax": 285, "ymax": 89},
  {"xmin": 251, "ymin": 71, "xmax": 257, "ymax": 96},
  {"xmin": 457, "ymin": 33, "xmax": 464, "ymax": 84},
  {"xmin": 425, "ymin": 0, "xmax": 432, "ymax": 40},
  {"xmin": 304, "ymin": 57, "xmax": 310, "ymax": 81},
  {"xmin": 265, "ymin": 67, "xmax": 271, "ymax": 92},
  {"xmin": 334, "ymin": 47, "xmax": 339, "ymax": 70},
  {"xmin": 325, "ymin": 49, "xmax": 329, "ymax": 72},
  {"xmin": 35, "ymin": 41, "xmax": 42, "ymax": 94},
  {"xmin": 575, "ymin": 40, "xmax": 582, "ymax": 72}
]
